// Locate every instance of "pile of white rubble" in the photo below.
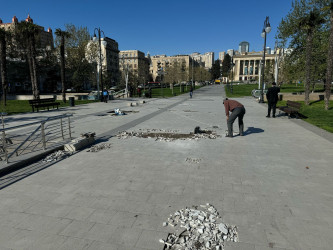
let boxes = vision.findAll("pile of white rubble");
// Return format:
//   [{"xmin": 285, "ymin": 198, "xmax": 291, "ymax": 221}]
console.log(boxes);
[
  {"xmin": 160, "ymin": 204, "xmax": 238, "ymax": 250},
  {"xmin": 42, "ymin": 150, "xmax": 72, "ymax": 163},
  {"xmin": 117, "ymin": 129, "xmax": 219, "ymax": 141},
  {"xmin": 87, "ymin": 143, "xmax": 112, "ymax": 152}
]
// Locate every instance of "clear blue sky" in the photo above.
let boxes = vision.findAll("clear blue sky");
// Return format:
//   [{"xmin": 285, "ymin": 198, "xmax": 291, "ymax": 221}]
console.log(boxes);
[{"xmin": 1, "ymin": 0, "xmax": 294, "ymax": 59}]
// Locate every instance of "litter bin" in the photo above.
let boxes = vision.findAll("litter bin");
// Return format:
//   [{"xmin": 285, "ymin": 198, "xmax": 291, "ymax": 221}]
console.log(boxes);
[{"xmin": 69, "ymin": 97, "xmax": 75, "ymax": 107}]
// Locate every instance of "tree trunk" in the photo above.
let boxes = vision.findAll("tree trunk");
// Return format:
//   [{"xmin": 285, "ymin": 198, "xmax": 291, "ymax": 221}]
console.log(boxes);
[
  {"xmin": 28, "ymin": 35, "xmax": 39, "ymax": 99},
  {"xmin": 325, "ymin": 4, "xmax": 333, "ymax": 110},
  {"xmin": 305, "ymin": 31, "xmax": 313, "ymax": 105},
  {"xmin": 0, "ymin": 36, "xmax": 8, "ymax": 106},
  {"xmin": 60, "ymin": 37, "xmax": 66, "ymax": 103}
]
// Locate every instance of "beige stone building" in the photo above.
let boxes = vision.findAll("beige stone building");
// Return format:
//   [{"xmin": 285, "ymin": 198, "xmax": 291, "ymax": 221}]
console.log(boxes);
[
  {"xmin": 119, "ymin": 50, "xmax": 149, "ymax": 85},
  {"xmin": 86, "ymin": 37, "xmax": 119, "ymax": 86},
  {"xmin": 0, "ymin": 15, "xmax": 53, "ymax": 49},
  {"xmin": 190, "ymin": 52, "xmax": 214, "ymax": 69},
  {"xmin": 150, "ymin": 54, "xmax": 191, "ymax": 82},
  {"xmin": 232, "ymin": 51, "xmax": 276, "ymax": 81}
]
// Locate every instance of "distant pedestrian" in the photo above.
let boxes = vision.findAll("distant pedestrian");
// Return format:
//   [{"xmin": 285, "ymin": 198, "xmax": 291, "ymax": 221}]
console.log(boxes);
[
  {"xmin": 137, "ymin": 87, "xmax": 141, "ymax": 97},
  {"xmin": 102, "ymin": 89, "xmax": 108, "ymax": 103},
  {"xmin": 266, "ymin": 82, "xmax": 280, "ymax": 118},
  {"xmin": 189, "ymin": 85, "xmax": 193, "ymax": 98},
  {"xmin": 223, "ymin": 98, "xmax": 246, "ymax": 137}
]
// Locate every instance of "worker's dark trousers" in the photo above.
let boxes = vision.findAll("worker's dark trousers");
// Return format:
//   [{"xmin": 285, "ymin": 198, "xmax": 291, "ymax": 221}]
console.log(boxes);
[
  {"xmin": 227, "ymin": 107, "xmax": 246, "ymax": 136},
  {"xmin": 267, "ymin": 101, "xmax": 277, "ymax": 116}
]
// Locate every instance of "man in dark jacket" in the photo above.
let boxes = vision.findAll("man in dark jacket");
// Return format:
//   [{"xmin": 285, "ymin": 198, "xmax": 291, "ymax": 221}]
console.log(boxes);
[
  {"xmin": 223, "ymin": 98, "xmax": 246, "ymax": 137},
  {"xmin": 266, "ymin": 82, "xmax": 280, "ymax": 118}
]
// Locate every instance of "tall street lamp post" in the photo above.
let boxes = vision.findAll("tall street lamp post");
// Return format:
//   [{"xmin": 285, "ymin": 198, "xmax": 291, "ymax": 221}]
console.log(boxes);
[
  {"xmin": 93, "ymin": 28, "xmax": 106, "ymax": 102},
  {"xmin": 260, "ymin": 16, "xmax": 271, "ymax": 103},
  {"xmin": 122, "ymin": 55, "xmax": 129, "ymax": 98}
]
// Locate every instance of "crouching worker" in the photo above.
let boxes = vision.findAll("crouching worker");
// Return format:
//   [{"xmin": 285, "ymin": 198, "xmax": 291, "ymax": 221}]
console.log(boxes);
[{"xmin": 223, "ymin": 98, "xmax": 246, "ymax": 137}]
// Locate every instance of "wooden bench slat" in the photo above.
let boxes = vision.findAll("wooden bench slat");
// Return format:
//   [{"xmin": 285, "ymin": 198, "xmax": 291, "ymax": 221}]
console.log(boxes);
[
  {"xmin": 279, "ymin": 100, "xmax": 301, "ymax": 118},
  {"xmin": 29, "ymin": 98, "xmax": 60, "ymax": 112}
]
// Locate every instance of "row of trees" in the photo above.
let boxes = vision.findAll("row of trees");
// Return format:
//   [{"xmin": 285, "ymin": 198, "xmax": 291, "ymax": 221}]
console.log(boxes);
[
  {"xmin": 277, "ymin": 0, "xmax": 333, "ymax": 109},
  {"xmin": 0, "ymin": 22, "xmax": 99, "ymax": 105},
  {"xmin": 161, "ymin": 60, "xmax": 211, "ymax": 85}
]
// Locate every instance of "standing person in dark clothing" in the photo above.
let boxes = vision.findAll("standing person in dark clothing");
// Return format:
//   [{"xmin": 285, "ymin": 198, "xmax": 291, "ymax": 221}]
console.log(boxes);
[
  {"xmin": 102, "ymin": 89, "xmax": 108, "ymax": 103},
  {"xmin": 266, "ymin": 82, "xmax": 280, "ymax": 118},
  {"xmin": 223, "ymin": 98, "xmax": 246, "ymax": 137},
  {"xmin": 189, "ymin": 85, "xmax": 193, "ymax": 98}
]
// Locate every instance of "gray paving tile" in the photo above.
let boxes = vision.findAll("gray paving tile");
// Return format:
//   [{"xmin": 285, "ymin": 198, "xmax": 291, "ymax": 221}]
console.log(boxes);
[
  {"xmin": 108, "ymin": 227, "xmax": 142, "ymax": 247},
  {"xmin": 135, "ymin": 229, "xmax": 167, "ymax": 250}
]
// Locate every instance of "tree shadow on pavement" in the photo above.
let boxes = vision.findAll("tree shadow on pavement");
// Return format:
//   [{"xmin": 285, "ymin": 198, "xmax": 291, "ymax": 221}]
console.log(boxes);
[{"xmin": 244, "ymin": 127, "xmax": 264, "ymax": 135}]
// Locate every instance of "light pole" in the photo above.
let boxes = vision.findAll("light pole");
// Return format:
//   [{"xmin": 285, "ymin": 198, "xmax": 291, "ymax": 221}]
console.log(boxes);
[
  {"xmin": 192, "ymin": 57, "xmax": 194, "ymax": 88},
  {"xmin": 122, "ymin": 55, "xmax": 129, "ymax": 98},
  {"xmin": 274, "ymin": 41, "xmax": 283, "ymax": 84},
  {"xmin": 93, "ymin": 28, "xmax": 106, "ymax": 102},
  {"xmin": 260, "ymin": 16, "xmax": 271, "ymax": 103}
]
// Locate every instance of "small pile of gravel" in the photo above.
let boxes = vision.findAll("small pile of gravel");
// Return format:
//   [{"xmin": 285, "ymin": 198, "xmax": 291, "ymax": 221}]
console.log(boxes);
[
  {"xmin": 160, "ymin": 204, "xmax": 238, "ymax": 249},
  {"xmin": 87, "ymin": 143, "xmax": 112, "ymax": 152},
  {"xmin": 42, "ymin": 150, "xmax": 72, "ymax": 163}
]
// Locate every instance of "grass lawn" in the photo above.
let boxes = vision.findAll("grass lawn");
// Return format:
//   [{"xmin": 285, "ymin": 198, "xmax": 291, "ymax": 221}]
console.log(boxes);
[
  {"xmin": 224, "ymin": 84, "xmax": 333, "ymax": 133},
  {"xmin": 225, "ymin": 83, "xmax": 329, "ymax": 98},
  {"xmin": 225, "ymin": 84, "xmax": 258, "ymax": 97},
  {"xmin": 0, "ymin": 100, "xmax": 98, "ymax": 115},
  {"xmin": 277, "ymin": 100, "xmax": 333, "ymax": 133},
  {"xmin": 140, "ymin": 85, "xmax": 199, "ymax": 98}
]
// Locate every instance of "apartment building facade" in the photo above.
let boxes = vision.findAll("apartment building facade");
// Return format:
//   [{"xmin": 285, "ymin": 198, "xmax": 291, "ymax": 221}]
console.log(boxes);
[
  {"xmin": 119, "ymin": 50, "xmax": 150, "ymax": 85},
  {"xmin": 150, "ymin": 54, "xmax": 191, "ymax": 82},
  {"xmin": 86, "ymin": 37, "xmax": 120, "ymax": 86},
  {"xmin": 0, "ymin": 15, "xmax": 53, "ymax": 49}
]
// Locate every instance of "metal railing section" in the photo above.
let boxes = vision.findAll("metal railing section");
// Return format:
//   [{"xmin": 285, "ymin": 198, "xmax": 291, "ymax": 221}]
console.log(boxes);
[
  {"xmin": 113, "ymin": 89, "xmax": 127, "ymax": 98},
  {"xmin": 0, "ymin": 113, "xmax": 73, "ymax": 163}
]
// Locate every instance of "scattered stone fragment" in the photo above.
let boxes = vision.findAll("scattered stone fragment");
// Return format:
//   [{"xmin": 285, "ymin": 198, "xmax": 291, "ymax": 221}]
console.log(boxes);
[
  {"xmin": 87, "ymin": 143, "xmax": 112, "ymax": 152},
  {"xmin": 160, "ymin": 204, "xmax": 238, "ymax": 249},
  {"xmin": 185, "ymin": 158, "xmax": 201, "ymax": 163},
  {"xmin": 42, "ymin": 150, "xmax": 72, "ymax": 163},
  {"xmin": 117, "ymin": 129, "xmax": 219, "ymax": 141}
]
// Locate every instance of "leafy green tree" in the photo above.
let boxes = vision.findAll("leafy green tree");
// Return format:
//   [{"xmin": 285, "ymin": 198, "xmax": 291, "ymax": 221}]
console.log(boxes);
[
  {"xmin": 0, "ymin": 28, "xmax": 10, "ymax": 105},
  {"xmin": 14, "ymin": 21, "xmax": 40, "ymax": 99},
  {"xmin": 264, "ymin": 60, "xmax": 275, "ymax": 84},
  {"xmin": 55, "ymin": 28, "xmax": 71, "ymax": 102},
  {"xmin": 324, "ymin": 0, "xmax": 333, "ymax": 110},
  {"xmin": 211, "ymin": 60, "xmax": 221, "ymax": 80},
  {"xmin": 277, "ymin": 0, "xmax": 327, "ymax": 105},
  {"xmin": 221, "ymin": 54, "xmax": 231, "ymax": 77},
  {"xmin": 56, "ymin": 24, "xmax": 92, "ymax": 91}
]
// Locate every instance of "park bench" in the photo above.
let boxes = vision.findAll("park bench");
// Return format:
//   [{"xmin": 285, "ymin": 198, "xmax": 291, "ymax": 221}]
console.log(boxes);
[
  {"xmin": 29, "ymin": 98, "xmax": 60, "ymax": 112},
  {"xmin": 279, "ymin": 100, "xmax": 301, "ymax": 118}
]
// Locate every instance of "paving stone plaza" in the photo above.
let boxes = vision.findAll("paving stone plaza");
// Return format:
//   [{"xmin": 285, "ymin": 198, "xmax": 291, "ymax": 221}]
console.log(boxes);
[{"xmin": 0, "ymin": 85, "xmax": 332, "ymax": 250}]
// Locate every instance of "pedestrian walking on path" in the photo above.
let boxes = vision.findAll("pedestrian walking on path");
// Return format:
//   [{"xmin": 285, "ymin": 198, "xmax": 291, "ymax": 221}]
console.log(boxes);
[
  {"xmin": 103, "ymin": 89, "xmax": 108, "ymax": 103},
  {"xmin": 223, "ymin": 98, "xmax": 246, "ymax": 137},
  {"xmin": 189, "ymin": 85, "xmax": 193, "ymax": 98},
  {"xmin": 266, "ymin": 82, "xmax": 280, "ymax": 118}
]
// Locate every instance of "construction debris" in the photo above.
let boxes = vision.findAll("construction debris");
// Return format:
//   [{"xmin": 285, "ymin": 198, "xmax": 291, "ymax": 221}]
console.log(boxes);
[
  {"xmin": 87, "ymin": 143, "xmax": 112, "ymax": 152},
  {"xmin": 117, "ymin": 129, "xmax": 219, "ymax": 141},
  {"xmin": 64, "ymin": 132, "xmax": 96, "ymax": 152},
  {"xmin": 185, "ymin": 158, "xmax": 201, "ymax": 164},
  {"xmin": 42, "ymin": 150, "xmax": 72, "ymax": 163},
  {"xmin": 160, "ymin": 204, "xmax": 238, "ymax": 249}
]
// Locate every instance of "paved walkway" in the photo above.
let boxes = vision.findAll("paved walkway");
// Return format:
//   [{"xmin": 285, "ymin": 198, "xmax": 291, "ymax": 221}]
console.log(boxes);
[{"xmin": 0, "ymin": 85, "xmax": 332, "ymax": 249}]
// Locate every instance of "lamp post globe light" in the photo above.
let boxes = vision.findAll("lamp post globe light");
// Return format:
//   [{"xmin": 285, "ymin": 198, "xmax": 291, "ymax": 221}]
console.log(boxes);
[
  {"xmin": 260, "ymin": 16, "xmax": 271, "ymax": 103},
  {"xmin": 93, "ymin": 28, "xmax": 107, "ymax": 102}
]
